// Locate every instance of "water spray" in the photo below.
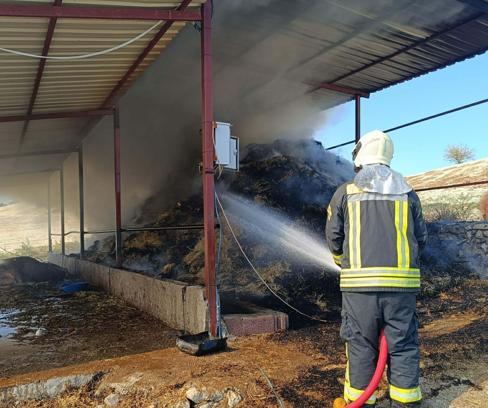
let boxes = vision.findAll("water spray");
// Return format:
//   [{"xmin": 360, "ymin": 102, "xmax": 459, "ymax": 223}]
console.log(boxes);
[
  {"xmin": 219, "ymin": 193, "xmax": 340, "ymax": 272},
  {"xmin": 215, "ymin": 195, "xmax": 338, "ymax": 323}
]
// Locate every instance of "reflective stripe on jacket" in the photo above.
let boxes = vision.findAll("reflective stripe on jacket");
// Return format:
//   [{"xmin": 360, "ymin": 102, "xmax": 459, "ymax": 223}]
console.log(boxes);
[{"xmin": 326, "ymin": 182, "xmax": 427, "ymax": 292}]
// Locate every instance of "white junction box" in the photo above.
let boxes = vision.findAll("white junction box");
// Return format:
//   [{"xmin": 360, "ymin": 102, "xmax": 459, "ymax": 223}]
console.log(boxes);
[{"xmin": 214, "ymin": 122, "xmax": 239, "ymax": 171}]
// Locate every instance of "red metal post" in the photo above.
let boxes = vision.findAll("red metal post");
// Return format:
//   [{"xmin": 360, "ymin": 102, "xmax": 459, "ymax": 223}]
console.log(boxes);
[
  {"xmin": 78, "ymin": 146, "xmax": 85, "ymax": 259},
  {"xmin": 113, "ymin": 107, "xmax": 123, "ymax": 267},
  {"xmin": 201, "ymin": 0, "xmax": 217, "ymax": 337},
  {"xmin": 60, "ymin": 167, "xmax": 65, "ymax": 255},
  {"xmin": 47, "ymin": 180, "xmax": 52, "ymax": 252},
  {"xmin": 355, "ymin": 94, "xmax": 361, "ymax": 143}
]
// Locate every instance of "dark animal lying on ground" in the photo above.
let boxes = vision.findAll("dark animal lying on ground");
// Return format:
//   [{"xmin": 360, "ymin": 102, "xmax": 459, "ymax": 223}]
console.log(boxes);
[{"xmin": 0, "ymin": 257, "xmax": 65, "ymax": 284}]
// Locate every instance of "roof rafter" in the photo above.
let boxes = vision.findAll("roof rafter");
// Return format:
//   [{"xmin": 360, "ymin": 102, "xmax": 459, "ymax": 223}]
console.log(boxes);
[
  {"xmin": 18, "ymin": 0, "xmax": 63, "ymax": 154},
  {"xmin": 0, "ymin": 149, "xmax": 75, "ymax": 160},
  {"xmin": 102, "ymin": 0, "xmax": 193, "ymax": 108},
  {"xmin": 0, "ymin": 109, "xmax": 113, "ymax": 123},
  {"xmin": 0, "ymin": 4, "xmax": 201, "ymax": 21},
  {"xmin": 310, "ymin": 83, "xmax": 370, "ymax": 98}
]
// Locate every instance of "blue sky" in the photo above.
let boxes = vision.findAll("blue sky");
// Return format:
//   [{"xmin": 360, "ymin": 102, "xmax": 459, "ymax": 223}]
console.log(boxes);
[{"xmin": 315, "ymin": 52, "xmax": 488, "ymax": 176}]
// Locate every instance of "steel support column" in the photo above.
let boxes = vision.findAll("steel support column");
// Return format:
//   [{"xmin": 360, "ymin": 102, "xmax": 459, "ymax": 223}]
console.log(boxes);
[
  {"xmin": 113, "ymin": 107, "xmax": 123, "ymax": 267},
  {"xmin": 60, "ymin": 167, "xmax": 65, "ymax": 255},
  {"xmin": 47, "ymin": 180, "xmax": 52, "ymax": 252},
  {"xmin": 355, "ymin": 94, "xmax": 361, "ymax": 143},
  {"xmin": 78, "ymin": 146, "xmax": 85, "ymax": 259},
  {"xmin": 201, "ymin": 1, "xmax": 217, "ymax": 337}
]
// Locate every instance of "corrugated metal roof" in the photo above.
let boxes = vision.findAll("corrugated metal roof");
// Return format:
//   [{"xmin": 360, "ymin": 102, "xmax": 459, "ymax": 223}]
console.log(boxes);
[
  {"xmin": 0, "ymin": 0, "xmax": 203, "ymax": 116},
  {"xmin": 0, "ymin": 0, "xmax": 486, "ymax": 178}
]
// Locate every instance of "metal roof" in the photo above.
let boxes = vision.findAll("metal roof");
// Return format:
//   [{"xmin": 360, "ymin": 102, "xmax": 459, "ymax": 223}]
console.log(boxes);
[{"xmin": 0, "ymin": 0, "xmax": 487, "ymax": 179}]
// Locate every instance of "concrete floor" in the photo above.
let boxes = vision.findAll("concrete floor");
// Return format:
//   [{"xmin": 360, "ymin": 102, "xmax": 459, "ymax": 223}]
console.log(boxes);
[{"xmin": 0, "ymin": 282, "xmax": 179, "ymax": 378}]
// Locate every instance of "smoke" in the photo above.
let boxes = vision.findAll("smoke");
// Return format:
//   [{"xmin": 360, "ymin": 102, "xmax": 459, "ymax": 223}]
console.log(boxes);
[
  {"xmin": 57, "ymin": 0, "xmax": 356, "ymax": 233},
  {"xmin": 1, "ymin": 0, "xmax": 473, "ymax": 251}
]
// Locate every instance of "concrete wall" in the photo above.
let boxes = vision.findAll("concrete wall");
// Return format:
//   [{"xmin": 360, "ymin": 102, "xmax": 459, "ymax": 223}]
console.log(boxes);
[
  {"xmin": 425, "ymin": 221, "xmax": 488, "ymax": 278},
  {"xmin": 48, "ymin": 254, "xmax": 208, "ymax": 334}
]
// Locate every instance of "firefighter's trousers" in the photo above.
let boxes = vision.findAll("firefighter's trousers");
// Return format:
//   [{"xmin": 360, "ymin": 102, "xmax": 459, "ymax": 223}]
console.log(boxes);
[{"xmin": 340, "ymin": 292, "xmax": 422, "ymax": 405}]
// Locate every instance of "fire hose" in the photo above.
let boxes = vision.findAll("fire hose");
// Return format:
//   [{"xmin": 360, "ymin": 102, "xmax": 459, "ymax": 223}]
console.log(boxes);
[{"xmin": 334, "ymin": 330, "xmax": 388, "ymax": 408}]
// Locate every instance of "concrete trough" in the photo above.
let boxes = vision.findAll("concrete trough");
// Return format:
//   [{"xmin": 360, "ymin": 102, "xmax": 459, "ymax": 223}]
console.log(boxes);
[{"xmin": 48, "ymin": 254, "xmax": 288, "ymax": 336}]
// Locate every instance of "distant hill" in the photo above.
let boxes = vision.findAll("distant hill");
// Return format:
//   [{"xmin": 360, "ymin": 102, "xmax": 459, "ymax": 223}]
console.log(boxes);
[{"xmin": 407, "ymin": 158, "xmax": 488, "ymax": 221}]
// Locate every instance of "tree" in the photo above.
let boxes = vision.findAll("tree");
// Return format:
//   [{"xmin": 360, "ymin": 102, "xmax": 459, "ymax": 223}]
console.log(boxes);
[{"xmin": 444, "ymin": 144, "xmax": 475, "ymax": 164}]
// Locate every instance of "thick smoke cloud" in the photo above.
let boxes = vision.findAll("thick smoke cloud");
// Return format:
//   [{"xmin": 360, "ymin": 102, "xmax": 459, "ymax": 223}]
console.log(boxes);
[
  {"xmin": 0, "ymin": 0, "xmax": 470, "ymax": 250},
  {"xmin": 59, "ymin": 0, "xmax": 353, "ymax": 232}
]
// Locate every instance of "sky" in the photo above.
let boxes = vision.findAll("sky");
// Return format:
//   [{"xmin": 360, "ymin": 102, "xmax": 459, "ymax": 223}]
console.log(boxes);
[{"xmin": 315, "ymin": 52, "xmax": 488, "ymax": 176}]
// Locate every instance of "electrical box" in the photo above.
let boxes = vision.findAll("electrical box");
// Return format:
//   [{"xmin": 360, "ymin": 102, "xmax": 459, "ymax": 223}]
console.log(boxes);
[{"xmin": 214, "ymin": 122, "xmax": 239, "ymax": 171}]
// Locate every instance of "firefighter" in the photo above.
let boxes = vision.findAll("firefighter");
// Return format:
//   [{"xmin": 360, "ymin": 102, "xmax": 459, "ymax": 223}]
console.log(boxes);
[{"xmin": 326, "ymin": 130, "xmax": 428, "ymax": 407}]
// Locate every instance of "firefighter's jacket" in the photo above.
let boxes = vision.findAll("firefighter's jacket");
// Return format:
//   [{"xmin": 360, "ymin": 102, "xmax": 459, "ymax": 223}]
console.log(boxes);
[{"xmin": 326, "ymin": 165, "xmax": 428, "ymax": 292}]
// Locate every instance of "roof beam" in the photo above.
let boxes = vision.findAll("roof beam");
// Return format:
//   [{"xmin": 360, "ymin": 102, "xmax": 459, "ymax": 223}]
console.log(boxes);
[
  {"xmin": 0, "ymin": 149, "xmax": 75, "ymax": 160},
  {"xmin": 0, "ymin": 109, "xmax": 113, "ymax": 123},
  {"xmin": 0, "ymin": 169, "xmax": 59, "ymax": 178},
  {"xmin": 102, "ymin": 0, "xmax": 193, "ymax": 107},
  {"xmin": 311, "ymin": 83, "xmax": 370, "ymax": 98},
  {"xmin": 0, "ymin": 4, "xmax": 201, "ymax": 21},
  {"xmin": 18, "ymin": 0, "xmax": 62, "ymax": 154}
]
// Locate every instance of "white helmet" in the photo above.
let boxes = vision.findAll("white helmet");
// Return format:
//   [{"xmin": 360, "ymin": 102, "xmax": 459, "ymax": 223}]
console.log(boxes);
[{"xmin": 352, "ymin": 130, "xmax": 394, "ymax": 168}]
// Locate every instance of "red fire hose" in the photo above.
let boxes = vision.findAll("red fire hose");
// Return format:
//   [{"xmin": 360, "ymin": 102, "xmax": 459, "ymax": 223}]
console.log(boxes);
[{"xmin": 346, "ymin": 330, "xmax": 388, "ymax": 408}]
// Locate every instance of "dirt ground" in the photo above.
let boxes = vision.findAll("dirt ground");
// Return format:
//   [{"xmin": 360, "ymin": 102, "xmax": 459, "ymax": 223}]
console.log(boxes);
[
  {"xmin": 0, "ymin": 278, "xmax": 486, "ymax": 407},
  {"xmin": 0, "ymin": 282, "xmax": 178, "ymax": 378}
]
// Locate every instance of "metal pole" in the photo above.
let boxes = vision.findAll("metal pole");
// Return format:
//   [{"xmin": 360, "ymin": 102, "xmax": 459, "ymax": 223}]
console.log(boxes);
[
  {"xmin": 47, "ymin": 180, "xmax": 52, "ymax": 252},
  {"xmin": 355, "ymin": 94, "xmax": 361, "ymax": 143},
  {"xmin": 201, "ymin": 0, "xmax": 217, "ymax": 337},
  {"xmin": 78, "ymin": 146, "xmax": 85, "ymax": 259},
  {"xmin": 60, "ymin": 167, "xmax": 65, "ymax": 255},
  {"xmin": 113, "ymin": 107, "xmax": 123, "ymax": 267}
]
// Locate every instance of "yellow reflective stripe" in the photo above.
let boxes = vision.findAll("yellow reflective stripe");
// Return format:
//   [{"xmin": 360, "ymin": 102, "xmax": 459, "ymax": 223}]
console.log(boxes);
[
  {"xmin": 344, "ymin": 342, "xmax": 377, "ymax": 405},
  {"xmin": 344, "ymin": 383, "xmax": 377, "ymax": 404},
  {"xmin": 346, "ymin": 183, "xmax": 363, "ymax": 195},
  {"xmin": 343, "ymin": 267, "xmax": 419, "ymax": 272},
  {"xmin": 390, "ymin": 385, "xmax": 422, "ymax": 403},
  {"xmin": 341, "ymin": 273, "xmax": 420, "ymax": 278},
  {"xmin": 348, "ymin": 201, "xmax": 355, "ymax": 268},
  {"xmin": 333, "ymin": 254, "xmax": 343, "ymax": 265},
  {"xmin": 342, "ymin": 268, "xmax": 420, "ymax": 276},
  {"xmin": 342, "ymin": 278, "xmax": 420, "ymax": 284},
  {"xmin": 355, "ymin": 201, "xmax": 361, "ymax": 268},
  {"xmin": 402, "ymin": 200, "xmax": 410, "ymax": 268},
  {"xmin": 341, "ymin": 282, "xmax": 420, "ymax": 288},
  {"xmin": 327, "ymin": 204, "xmax": 332, "ymax": 221},
  {"xmin": 395, "ymin": 200, "xmax": 403, "ymax": 268},
  {"xmin": 395, "ymin": 200, "xmax": 410, "ymax": 269}
]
